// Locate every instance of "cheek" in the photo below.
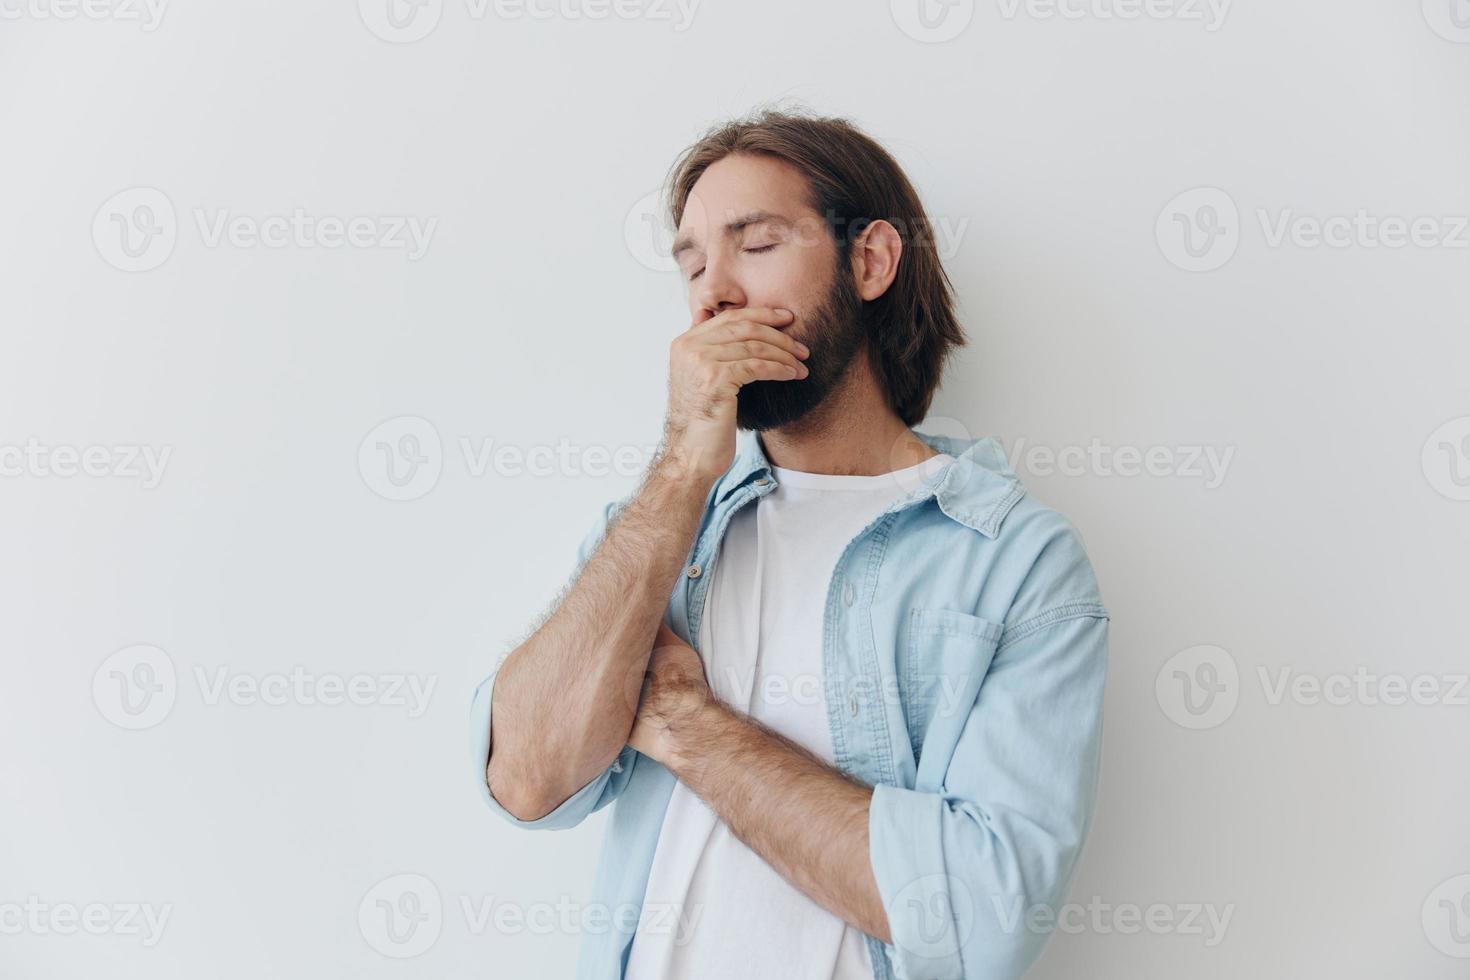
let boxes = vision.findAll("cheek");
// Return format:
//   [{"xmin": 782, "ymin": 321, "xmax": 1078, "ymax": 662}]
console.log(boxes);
[{"xmin": 748, "ymin": 267, "xmax": 823, "ymax": 321}]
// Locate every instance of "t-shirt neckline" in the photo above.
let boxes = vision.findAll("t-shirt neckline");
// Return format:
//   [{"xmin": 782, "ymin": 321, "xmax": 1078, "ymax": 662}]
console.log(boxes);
[{"xmin": 767, "ymin": 452, "xmax": 955, "ymax": 491}]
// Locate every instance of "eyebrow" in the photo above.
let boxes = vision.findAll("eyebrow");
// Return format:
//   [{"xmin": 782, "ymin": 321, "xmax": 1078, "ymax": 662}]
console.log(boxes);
[{"xmin": 670, "ymin": 210, "xmax": 792, "ymax": 262}]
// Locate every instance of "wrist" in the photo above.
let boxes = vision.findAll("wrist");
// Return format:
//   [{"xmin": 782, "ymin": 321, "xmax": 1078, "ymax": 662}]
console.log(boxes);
[
  {"xmin": 654, "ymin": 439, "xmax": 726, "ymax": 491},
  {"xmin": 659, "ymin": 692, "xmax": 726, "ymax": 778}
]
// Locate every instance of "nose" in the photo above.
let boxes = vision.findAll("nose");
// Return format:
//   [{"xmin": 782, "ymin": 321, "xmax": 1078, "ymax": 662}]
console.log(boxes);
[{"xmin": 694, "ymin": 257, "xmax": 746, "ymax": 321}]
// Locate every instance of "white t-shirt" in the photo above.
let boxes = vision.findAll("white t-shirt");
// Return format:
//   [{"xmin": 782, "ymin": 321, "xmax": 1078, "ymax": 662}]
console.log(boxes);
[{"xmin": 624, "ymin": 451, "xmax": 955, "ymax": 980}]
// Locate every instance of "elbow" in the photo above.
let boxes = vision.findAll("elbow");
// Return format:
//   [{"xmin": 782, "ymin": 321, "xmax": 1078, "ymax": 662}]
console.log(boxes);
[{"xmin": 485, "ymin": 756, "xmax": 558, "ymax": 823}]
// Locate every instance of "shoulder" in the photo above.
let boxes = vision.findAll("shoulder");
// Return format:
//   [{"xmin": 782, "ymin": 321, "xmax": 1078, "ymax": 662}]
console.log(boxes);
[
  {"xmin": 991, "ymin": 492, "xmax": 1109, "ymax": 643},
  {"xmin": 932, "ymin": 434, "xmax": 1108, "ymax": 630}
]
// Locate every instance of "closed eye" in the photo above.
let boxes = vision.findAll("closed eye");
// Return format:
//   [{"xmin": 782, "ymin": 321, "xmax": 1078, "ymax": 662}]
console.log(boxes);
[{"xmin": 687, "ymin": 244, "xmax": 777, "ymax": 281}]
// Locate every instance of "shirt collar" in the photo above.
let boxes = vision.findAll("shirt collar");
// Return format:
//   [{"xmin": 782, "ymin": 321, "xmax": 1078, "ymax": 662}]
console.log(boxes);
[{"xmin": 715, "ymin": 428, "xmax": 1024, "ymax": 539}]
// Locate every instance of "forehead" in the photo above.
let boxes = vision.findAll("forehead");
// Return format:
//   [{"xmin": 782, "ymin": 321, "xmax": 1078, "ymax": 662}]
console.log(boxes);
[{"xmin": 677, "ymin": 154, "xmax": 816, "ymax": 240}]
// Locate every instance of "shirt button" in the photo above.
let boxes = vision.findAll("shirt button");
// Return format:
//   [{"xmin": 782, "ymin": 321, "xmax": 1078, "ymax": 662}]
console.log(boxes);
[
  {"xmin": 848, "ymin": 691, "xmax": 860, "ymax": 716},
  {"xmin": 754, "ymin": 477, "xmax": 769, "ymax": 486},
  {"xmin": 686, "ymin": 563, "xmax": 701, "ymax": 579},
  {"xmin": 843, "ymin": 580, "xmax": 855, "ymax": 607}
]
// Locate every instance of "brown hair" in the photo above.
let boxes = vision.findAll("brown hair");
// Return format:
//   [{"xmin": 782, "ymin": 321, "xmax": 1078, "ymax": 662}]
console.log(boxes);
[{"xmin": 665, "ymin": 106, "xmax": 967, "ymax": 427}]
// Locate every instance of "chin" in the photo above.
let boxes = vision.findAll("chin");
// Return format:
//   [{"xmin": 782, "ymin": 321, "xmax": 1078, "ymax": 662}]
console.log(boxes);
[{"xmin": 735, "ymin": 377, "xmax": 826, "ymax": 432}]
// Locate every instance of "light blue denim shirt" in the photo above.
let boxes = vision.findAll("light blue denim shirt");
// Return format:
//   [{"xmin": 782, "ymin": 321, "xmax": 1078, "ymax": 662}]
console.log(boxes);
[{"xmin": 470, "ymin": 429, "xmax": 1109, "ymax": 980}]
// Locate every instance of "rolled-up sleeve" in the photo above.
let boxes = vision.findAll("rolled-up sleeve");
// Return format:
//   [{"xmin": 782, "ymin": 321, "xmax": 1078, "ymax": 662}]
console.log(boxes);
[
  {"xmin": 869, "ymin": 527, "xmax": 1109, "ymax": 979},
  {"xmin": 470, "ymin": 494, "xmax": 637, "ymax": 831}
]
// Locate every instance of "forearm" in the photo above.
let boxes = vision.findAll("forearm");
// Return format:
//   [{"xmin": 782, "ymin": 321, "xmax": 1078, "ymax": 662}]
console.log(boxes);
[
  {"xmin": 487, "ymin": 456, "xmax": 712, "ymax": 819},
  {"xmin": 661, "ymin": 699, "xmax": 892, "ymax": 943}
]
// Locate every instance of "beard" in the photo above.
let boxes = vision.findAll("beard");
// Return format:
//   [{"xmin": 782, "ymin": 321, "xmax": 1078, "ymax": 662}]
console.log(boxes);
[{"xmin": 736, "ymin": 261, "xmax": 868, "ymax": 432}]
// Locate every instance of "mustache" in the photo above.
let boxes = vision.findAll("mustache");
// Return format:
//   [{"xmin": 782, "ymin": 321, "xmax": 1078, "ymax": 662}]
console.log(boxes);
[{"xmin": 734, "ymin": 272, "xmax": 867, "ymax": 431}]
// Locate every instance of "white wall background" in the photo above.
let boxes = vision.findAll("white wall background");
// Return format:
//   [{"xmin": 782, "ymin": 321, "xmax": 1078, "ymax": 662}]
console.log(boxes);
[{"xmin": 2, "ymin": 1, "xmax": 1468, "ymax": 977}]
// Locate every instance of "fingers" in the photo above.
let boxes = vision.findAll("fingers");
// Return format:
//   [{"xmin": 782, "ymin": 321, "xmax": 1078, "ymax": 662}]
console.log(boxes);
[
  {"xmin": 670, "ymin": 308, "xmax": 811, "ymax": 387},
  {"xmin": 685, "ymin": 309, "xmax": 809, "ymax": 380},
  {"xmin": 690, "ymin": 306, "xmax": 794, "ymax": 331},
  {"xmin": 707, "ymin": 339, "xmax": 809, "ymax": 378},
  {"xmin": 726, "ymin": 357, "xmax": 805, "ymax": 385},
  {"xmin": 690, "ymin": 307, "xmax": 808, "ymax": 352},
  {"xmin": 706, "ymin": 309, "xmax": 809, "ymax": 357}
]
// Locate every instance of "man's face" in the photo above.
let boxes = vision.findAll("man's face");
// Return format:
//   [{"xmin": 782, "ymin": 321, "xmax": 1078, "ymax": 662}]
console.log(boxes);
[{"xmin": 673, "ymin": 154, "xmax": 867, "ymax": 431}]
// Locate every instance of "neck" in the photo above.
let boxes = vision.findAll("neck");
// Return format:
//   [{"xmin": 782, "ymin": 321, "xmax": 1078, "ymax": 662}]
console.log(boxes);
[{"xmin": 753, "ymin": 346, "xmax": 939, "ymax": 477}]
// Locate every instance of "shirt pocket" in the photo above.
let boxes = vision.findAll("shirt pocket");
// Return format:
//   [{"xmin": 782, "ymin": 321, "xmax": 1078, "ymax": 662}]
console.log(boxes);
[{"xmin": 899, "ymin": 607, "xmax": 1003, "ymax": 789}]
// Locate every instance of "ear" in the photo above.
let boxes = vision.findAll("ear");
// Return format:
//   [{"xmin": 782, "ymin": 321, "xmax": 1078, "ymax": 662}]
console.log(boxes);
[{"xmin": 851, "ymin": 219, "xmax": 902, "ymax": 302}]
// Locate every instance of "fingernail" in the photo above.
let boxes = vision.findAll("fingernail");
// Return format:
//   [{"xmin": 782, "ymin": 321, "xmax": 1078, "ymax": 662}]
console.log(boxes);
[{"xmin": 775, "ymin": 308, "xmax": 794, "ymax": 318}]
